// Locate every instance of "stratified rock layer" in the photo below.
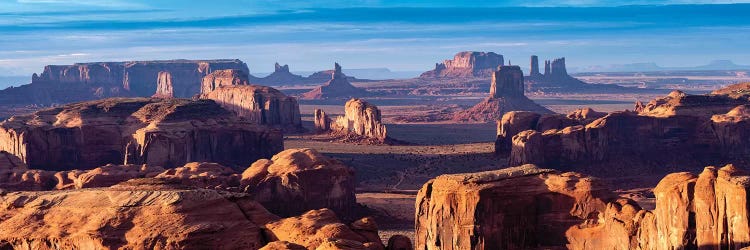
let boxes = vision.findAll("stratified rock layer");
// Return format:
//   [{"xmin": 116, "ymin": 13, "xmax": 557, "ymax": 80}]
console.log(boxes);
[
  {"xmin": 0, "ymin": 98, "xmax": 282, "ymax": 170},
  {"xmin": 241, "ymin": 148, "xmax": 357, "ymax": 217},
  {"xmin": 199, "ymin": 69, "xmax": 251, "ymax": 94},
  {"xmin": 415, "ymin": 164, "xmax": 613, "ymax": 249},
  {"xmin": 453, "ymin": 66, "xmax": 553, "ymax": 122},
  {"xmin": 0, "ymin": 178, "xmax": 279, "ymax": 249},
  {"xmin": 420, "ymin": 51, "xmax": 504, "ymax": 78}
]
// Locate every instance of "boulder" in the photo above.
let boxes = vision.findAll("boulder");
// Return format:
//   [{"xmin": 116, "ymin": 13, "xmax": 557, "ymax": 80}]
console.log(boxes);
[
  {"xmin": 0, "ymin": 98, "xmax": 283, "ymax": 171},
  {"xmin": 414, "ymin": 164, "xmax": 613, "ymax": 249},
  {"xmin": 0, "ymin": 178, "xmax": 279, "ymax": 249},
  {"xmin": 241, "ymin": 148, "xmax": 357, "ymax": 217}
]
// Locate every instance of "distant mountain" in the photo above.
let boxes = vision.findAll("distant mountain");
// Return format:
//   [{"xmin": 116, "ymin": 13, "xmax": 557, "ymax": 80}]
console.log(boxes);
[
  {"xmin": 0, "ymin": 76, "xmax": 29, "ymax": 89},
  {"xmin": 255, "ymin": 68, "xmax": 420, "ymax": 80},
  {"xmin": 574, "ymin": 60, "xmax": 750, "ymax": 73}
]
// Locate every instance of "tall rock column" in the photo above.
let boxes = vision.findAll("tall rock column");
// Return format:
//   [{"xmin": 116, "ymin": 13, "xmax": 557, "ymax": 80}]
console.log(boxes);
[
  {"xmin": 530, "ymin": 55, "xmax": 541, "ymax": 77},
  {"xmin": 489, "ymin": 65, "xmax": 525, "ymax": 98},
  {"xmin": 544, "ymin": 60, "xmax": 551, "ymax": 76},
  {"xmin": 153, "ymin": 71, "xmax": 174, "ymax": 98}
]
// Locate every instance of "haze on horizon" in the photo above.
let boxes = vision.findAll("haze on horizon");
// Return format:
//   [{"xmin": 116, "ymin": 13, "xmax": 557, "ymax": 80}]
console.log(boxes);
[{"xmin": 1, "ymin": 0, "xmax": 749, "ymax": 82}]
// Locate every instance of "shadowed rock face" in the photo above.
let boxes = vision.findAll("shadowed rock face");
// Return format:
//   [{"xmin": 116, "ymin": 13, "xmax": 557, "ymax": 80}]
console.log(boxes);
[
  {"xmin": 0, "ymin": 60, "xmax": 249, "ymax": 108},
  {"xmin": 241, "ymin": 148, "xmax": 357, "ymax": 218},
  {"xmin": 0, "ymin": 98, "xmax": 282, "ymax": 171},
  {"xmin": 453, "ymin": 66, "xmax": 553, "ymax": 122},
  {"xmin": 0, "ymin": 178, "xmax": 280, "ymax": 249},
  {"xmin": 301, "ymin": 63, "xmax": 368, "ymax": 99},
  {"xmin": 315, "ymin": 98, "xmax": 389, "ymax": 143},
  {"xmin": 199, "ymin": 70, "xmax": 303, "ymax": 132},
  {"xmin": 420, "ymin": 51, "xmax": 504, "ymax": 78},
  {"xmin": 415, "ymin": 164, "xmax": 614, "ymax": 249},
  {"xmin": 416, "ymin": 164, "xmax": 750, "ymax": 250}
]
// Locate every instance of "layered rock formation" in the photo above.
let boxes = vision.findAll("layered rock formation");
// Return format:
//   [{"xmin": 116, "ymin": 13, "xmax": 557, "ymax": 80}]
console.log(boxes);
[
  {"xmin": 712, "ymin": 82, "xmax": 750, "ymax": 99},
  {"xmin": 500, "ymin": 88, "xmax": 750, "ymax": 176},
  {"xmin": 0, "ymin": 60, "xmax": 249, "ymax": 108},
  {"xmin": 314, "ymin": 99, "xmax": 389, "ymax": 143},
  {"xmin": 452, "ymin": 65, "xmax": 553, "ymax": 122},
  {"xmin": 199, "ymin": 70, "xmax": 303, "ymax": 132},
  {"xmin": 301, "ymin": 63, "xmax": 369, "ymax": 99},
  {"xmin": 0, "ymin": 178, "xmax": 280, "ymax": 249},
  {"xmin": 0, "ymin": 98, "xmax": 282, "ymax": 171},
  {"xmin": 265, "ymin": 209, "xmax": 385, "ymax": 249},
  {"xmin": 251, "ymin": 63, "xmax": 307, "ymax": 86},
  {"xmin": 420, "ymin": 51, "xmax": 504, "ymax": 78},
  {"xmin": 525, "ymin": 56, "xmax": 644, "ymax": 94},
  {"xmin": 416, "ymin": 164, "xmax": 750, "ymax": 249},
  {"xmin": 415, "ymin": 164, "xmax": 614, "ymax": 249},
  {"xmin": 241, "ymin": 148, "xmax": 357, "ymax": 217}
]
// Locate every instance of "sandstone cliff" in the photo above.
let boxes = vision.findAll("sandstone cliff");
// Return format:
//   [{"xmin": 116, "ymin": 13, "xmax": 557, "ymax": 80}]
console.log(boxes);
[
  {"xmin": 637, "ymin": 90, "xmax": 749, "ymax": 118},
  {"xmin": 0, "ymin": 178, "xmax": 280, "ymax": 249},
  {"xmin": 0, "ymin": 60, "xmax": 249, "ymax": 108},
  {"xmin": 0, "ymin": 98, "xmax": 282, "ymax": 171},
  {"xmin": 415, "ymin": 164, "xmax": 614, "ymax": 249},
  {"xmin": 416, "ymin": 164, "xmax": 750, "ymax": 249},
  {"xmin": 199, "ymin": 70, "xmax": 303, "ymax": 132},
  {"xmin": 315, "ymin": 98, "xmax": 389, "ymax": 143},
  {"xmin": 452, "ymin": 65, "xmax": 553, "ymax": 122},
  {"xmin": 241, "ymin": 148, "xmax": 357, "ymax": 217},
  {"xmin": 300, "ymin": 63, "xmax": 369, "ymax": 99},
  {"xmin": 420, "ymin": 51, "xmax": 504, "ymax": 78}
]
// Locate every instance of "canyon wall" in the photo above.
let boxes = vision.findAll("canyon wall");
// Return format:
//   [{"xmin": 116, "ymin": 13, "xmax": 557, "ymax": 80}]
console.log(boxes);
[
  {"xmin": 0, "ymin": 98, "xmax": 282, "ymax": 171},
  {"xmin": 420, "ymin": 51, "xmax": 504, "ymax": 78}
]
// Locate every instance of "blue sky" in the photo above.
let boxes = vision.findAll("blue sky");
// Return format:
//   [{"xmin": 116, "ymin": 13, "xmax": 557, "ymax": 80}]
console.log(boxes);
[{"xmin": 0, "ymin": 0, "xmax": 749, "ymax": 78}]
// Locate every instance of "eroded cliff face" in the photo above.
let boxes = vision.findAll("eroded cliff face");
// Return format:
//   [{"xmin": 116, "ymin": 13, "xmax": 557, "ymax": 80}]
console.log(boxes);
[
  {"xmin": 0, "ymin": 98, "xmax": 282, "ymax": 171},
  {"xmin": 0, "ymin": 178, "xmax": 279, "ymax": 249},
  {"xmin": 501, "ymin": 90, "xmax": 750, "ymax": 176},
  {"xmin": 452, "ymin": 66, "xmax": 553, "ymax": 122},
  {"xmin": 420, "ymin": 51, "xmax": 504, "ymax": 78},
  {"xmin": 315, "ymin": 98, "xmax": 389, "ymax": 143},
  {"xmin": 415, "ymin": 164, "xmax": 614, "ymax": 249},
  {"xmin": 300, "ymin": 63, "xmax": 369, "ymax": 100},
  {"xmin": 241, "ymin": 148, "xmax": 357, "ymax": 218},
  {"xmin": 416, "ymin": 164, "xmax": 750, "ymax": 250},
  {"xmin": 1, "ymin": 60, "xmax": 249, "ymax": 107},
  {"xmin": 199, "ymin": 70, "xmax": 303, "ymax": 132}
]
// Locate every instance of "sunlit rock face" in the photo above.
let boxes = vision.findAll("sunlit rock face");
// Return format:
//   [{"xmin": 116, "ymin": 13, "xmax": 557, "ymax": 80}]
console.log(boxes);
[
  {"xmin": 420, "ymin": 51, "xmax": 504, "ymax": 78},
  {"xmin": 0, "ymin": 98, "xmax": 282, "ymax": 171},
  {"xmin": 314, "ymin": 98, "xmax": 389, "ymax": 143}
]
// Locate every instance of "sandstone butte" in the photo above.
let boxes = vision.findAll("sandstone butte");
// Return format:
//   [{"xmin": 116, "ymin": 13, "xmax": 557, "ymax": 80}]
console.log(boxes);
[
  {"xmin": 301, "ymin": 63, "xmax": 369, "ymax": 100},
  {"xmin": 199, "ymin": 69, "xmax": 304, "ymax": 132},
  {"xmin": 0, "ymin": 97, "xmax": 283, "ymax": 171},
  {"xmin": 0, "ymin": 59, "xmax": 249, "ymax": 107},
  {"xmin": 525, "ymin": 55, "xmax": 641, "ymax": 94},
  {"xmin": 241, "ymin": 148, "xmax": 357, "ymax": 218},
  {"xmin": 452, "ymin": 65, "xmax": 553, "ymax": 122},
  {"xmin": 419, "ymin": 51, "xmax": 505, "ymax": 78},
  {"xmin": 314, "ymin": 98, "xmax": 389, "ymax": 143},
  {"xmin": 496, "ymin": 87, "xmax": 750, "ymax": 176},
  {"xmin": 416, "ymin": 164, "xmax": 750, "ymax": 249}
]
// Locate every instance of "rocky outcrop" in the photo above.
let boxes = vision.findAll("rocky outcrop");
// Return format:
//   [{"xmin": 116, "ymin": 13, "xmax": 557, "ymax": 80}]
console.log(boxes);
[
  {"xmin": 416, "ymin": 164, "xmax": 750, "ymax": 249},
  {"xmin": 200, "ymin": 72, "xmax": 304, "ymax": 132},
  {"xmin": 0, "ymin": 60, "xmax": 250, "ymax": 108},
  {"xmin": 503, "ymin": 90, "xmax": 750, "ymax": 176},
  {"xmin": 495, "ymin": 108, "xmax": 606, "ymax": 155},
  {"xmin": 0, "ymin": 178, "xmax": 280, "ymax": 249},
  {"xmin": 420, "ymin": 51, "xmax": 504, "ymax": 78},
  {"xmin": 155, "ymin": 162, "xmax": 241, "ymax": 190},
  {"xmin": 265, "ymin": 209, "xmax": 385, "ymax": 249},
  {"xmin": 566, "ymin": 164, "xmax": 750, "ymax": 249},
  {"xmin": 315, "ymin": 99, "xmax": 389, "ymax": 143},
  {"xmin": 711, "ymin": 82, "xmax": 750, "ymax": 99},
  {"xmin": 199, "ymin": 69, "xmax": 251, "ymax": 94},
  {"xmin": 301, "ymin": 63, "xmax": 369, "ymax": 99},
  {"xmin": 452, "ymin": 66, "xmax": 553, "ymax": 122},
  {"xmin": 241, "ymin": 148, "xmax": 357, "ymax": 217},
  {"xmin": 0, "ymin": 98, "xmax": 282, "ymax": 171},
  {"xmin": 251, "ymin": 63, "xmax": 307, "ymax": 86},
  {"xmin": 415, "ymin": 164, "xmax": 614, "ymax": 249}
]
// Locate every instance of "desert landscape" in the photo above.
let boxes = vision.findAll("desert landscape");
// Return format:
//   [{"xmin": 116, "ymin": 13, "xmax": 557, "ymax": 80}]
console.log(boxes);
[{"xmin": 1, "ymin": 1, "xmax": 750, "ymax": 250}]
